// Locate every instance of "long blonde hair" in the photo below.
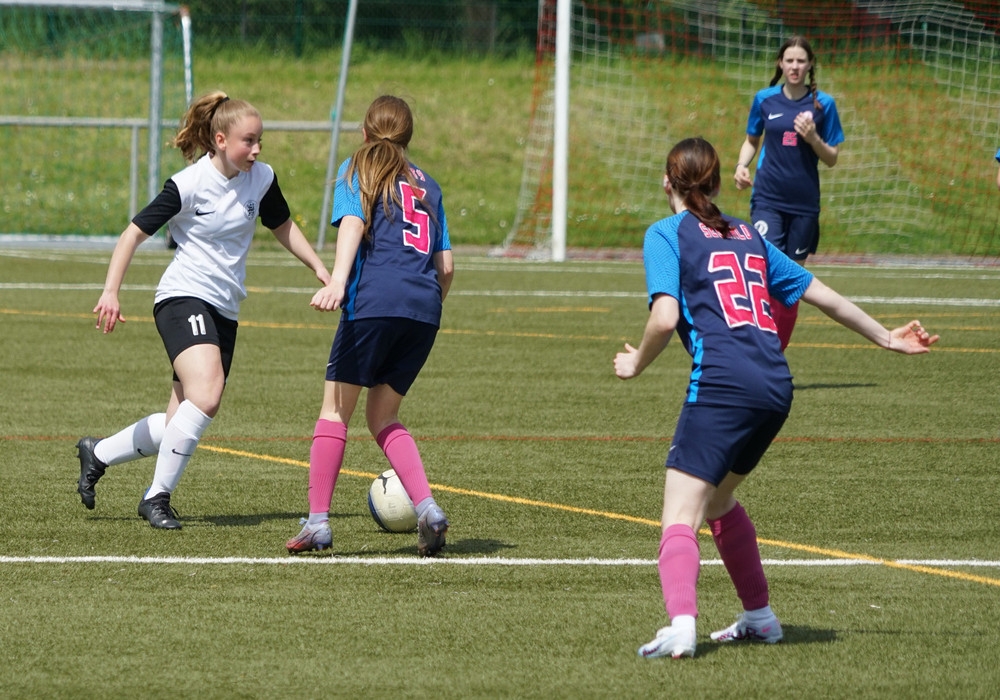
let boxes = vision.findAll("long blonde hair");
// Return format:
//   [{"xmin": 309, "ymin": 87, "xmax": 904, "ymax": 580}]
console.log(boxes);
[
  {"xmin": 172, "ymin": 91, "xmax": 261, "ymax": 163},
  {"xmin": 344, "ymin": 95, "xmax": 422, "ymax": 240}
]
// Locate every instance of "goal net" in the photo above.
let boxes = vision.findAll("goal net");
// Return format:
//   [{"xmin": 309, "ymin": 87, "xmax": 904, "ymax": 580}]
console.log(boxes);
[
  {"xmin": 504, "ymin": 0, "xmax": 1000, "ymax": 260},
  {"xmin": 0, "ymin": 0, "xmax": 189, "ymax": 241}
]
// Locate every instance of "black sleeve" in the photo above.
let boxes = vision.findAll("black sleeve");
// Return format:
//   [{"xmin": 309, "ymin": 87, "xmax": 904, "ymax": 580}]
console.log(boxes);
[
  {"xmin": 132, "ymin": 180, "xmax": 182, "ymax": 235},
  {"xmin": 259, "ymin": 173, "xmax": 292, "ymax": 230}
]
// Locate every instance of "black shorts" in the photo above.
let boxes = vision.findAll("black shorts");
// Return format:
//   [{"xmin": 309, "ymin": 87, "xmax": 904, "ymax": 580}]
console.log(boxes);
[
  {"xmin": 326, "ymin": 317, "xmax": 438, "ymax": 396},
  {"xmin": 751, "ymin": 207, "xmax": 820, "ymax": 261},
  {"xmin": 154, "ymin": 297, "xmax": 238, "ymax": 381},
  {"xmin": 666, "ymin": 403, "xmax": 788, "ymax": 486}
]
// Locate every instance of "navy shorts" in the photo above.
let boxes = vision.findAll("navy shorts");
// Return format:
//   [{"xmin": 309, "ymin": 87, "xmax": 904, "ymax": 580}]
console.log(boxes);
[
  {"xmin": 751, "ymin": 206, "xmax": 820, "ymax": 261},
  {"xmin": 154, "ymin": 297, "xmax": 238, "ymax": 381},
  {"xmin": 666, "ymin": 403, "xmax": 788, "ymax": 486},
  {"xmin": 326, "ymin": 317, "xmax": 438, "ymax": 396}
]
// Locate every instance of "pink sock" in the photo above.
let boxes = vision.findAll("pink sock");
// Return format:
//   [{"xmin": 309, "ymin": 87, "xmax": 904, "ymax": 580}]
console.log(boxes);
[
  {"xmin": 658, "ymin": 524, "xmax": 700, "ymax": 620},
  {"xmin": 308, "ymin": 420, "xmax": 348, "ymax": 515},
  {"xmin": 772, "ymin": 299, "xmax": 799, "ymax": 350},
  {"xmin": 375, "ymin": 423, "xmax": 432, "ymax": 506},
  {"xmin": 708, "ymin": 502, "xmax": 769, "ymax": 611}
]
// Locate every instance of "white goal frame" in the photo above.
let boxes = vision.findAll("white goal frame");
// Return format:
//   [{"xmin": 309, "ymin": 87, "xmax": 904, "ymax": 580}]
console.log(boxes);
[
  {"xmin": 2, "ymin": 0, "xmax": 181, "ymax": 210},
  {"xmin": 511, "ymin": 0, "xmax": 1000, "ymax": 261}
]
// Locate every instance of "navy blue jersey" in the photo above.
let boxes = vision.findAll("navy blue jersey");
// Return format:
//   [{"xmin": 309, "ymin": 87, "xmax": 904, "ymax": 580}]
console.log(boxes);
[
  {"xmin": 747, "ymin": 86, "xmax": 844, "ymax": 216},
  {"xmin": 332, "ymin": 158, "xmax": 451, "ymax": 326},
  {"xmin": 643, "ymin": 210, "xmax": 813, "ymax": 411}
]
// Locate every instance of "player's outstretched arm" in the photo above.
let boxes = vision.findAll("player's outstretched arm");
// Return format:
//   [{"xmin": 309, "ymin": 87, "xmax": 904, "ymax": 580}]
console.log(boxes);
[
  {"xmin": 311, "ymin": 215, "xmax": 364, "ymax": 312},
  {"xmin": 800, "ymin": 278, "xmax": 939, "ymax": 354},
  {"xmin": 434, "ymin": 249, "xmax": 454, "ymax": 301},
  {"xmin": 615, "ymin": 293, "xmax": 678, "ymax": 379},
  {"xmin": 733, "ymin": 135, "xmax": 760, "ymax": 191},
  {"xmin": 271, "ymin": 218, "xmax": 331, "ymax": 286},
  {"xmin": 94, "ymin": 223, "xmax": 148, "ymax": 334}
]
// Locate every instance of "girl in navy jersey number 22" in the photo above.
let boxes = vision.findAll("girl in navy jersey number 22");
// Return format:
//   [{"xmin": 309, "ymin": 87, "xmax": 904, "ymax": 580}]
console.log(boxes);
[
  {"xmin": 286, "ymin": 95, "xmax": 454, "ymax": 557},
  {"xmin": 615, "ymin": 137, "xmax": 937, "ymax": 659},
  {"xmin": 734, "ymin": 36, "xmax": 845, "ymax": 349},
  {"xmin": 76, "ymin": 92, "xmax": 332, "ymax": 529}
]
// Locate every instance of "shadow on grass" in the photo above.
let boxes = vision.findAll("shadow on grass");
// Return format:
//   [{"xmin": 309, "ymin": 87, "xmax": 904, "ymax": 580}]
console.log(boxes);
[{"xmin": 693, "ymin": 627, "xmax": 837, "ymax": 658}]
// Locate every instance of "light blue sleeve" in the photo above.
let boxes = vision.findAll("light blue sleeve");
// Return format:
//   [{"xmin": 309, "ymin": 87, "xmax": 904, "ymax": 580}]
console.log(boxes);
[
  {"xmin": 643, "ymin": 215, "xmax": 682, "ymax": 308},
  {"xmin": 331, "ymin": 158, "xmax": 364, "ymax": 227},
  {"xmin": 817, "ymin": 93, "xmax": 845, "ymax": 147},
  {"xmin": 435, "ymin": 195, "xmax": 451, "ymax": 253},
  {"xmin": 764, "ymin": 239, "xmax": 814, "ymax": 306},
  {"xmin": 995, "ymin": 147, "xmax": 1000, "ymax": 163},
  {"xmin": 746, "ymin": 91, "xmax": 765, "ymax": 137}
]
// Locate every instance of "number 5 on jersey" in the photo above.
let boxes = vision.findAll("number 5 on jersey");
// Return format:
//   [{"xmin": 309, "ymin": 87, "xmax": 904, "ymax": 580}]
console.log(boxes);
[
  {"xmin": 708, "ymin": 251, "xmax": 778, "ymax": 333},
  {"xmin": 399, "ymin": 181, "xmax": 430, "ymax": 255}
]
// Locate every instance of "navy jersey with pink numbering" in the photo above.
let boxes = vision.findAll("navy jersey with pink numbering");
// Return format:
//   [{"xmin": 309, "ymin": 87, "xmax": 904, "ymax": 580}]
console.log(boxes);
[
  {"xmin": 746, "ymin": 86, "xmax": 844, "ymax": 216},
  {"xmin": 332, "ymin": 158, "xmax": 451, "ymax": 326},
  {"xmin": 643, "ymin": 210, "xmax": 814, "ymax": 411}
]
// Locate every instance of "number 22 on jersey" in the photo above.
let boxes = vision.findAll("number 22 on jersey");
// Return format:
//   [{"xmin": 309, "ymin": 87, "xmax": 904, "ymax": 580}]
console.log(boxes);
[{"xmin": 708, "ymin": 251, "xmax": 778, "ymax": 332}]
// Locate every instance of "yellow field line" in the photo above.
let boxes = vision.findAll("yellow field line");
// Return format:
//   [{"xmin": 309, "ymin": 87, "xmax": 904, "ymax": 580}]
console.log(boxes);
[
  {"xmin": 3, "ymin": 307, "xmax": 995, "ymax": 351},
  {"xmin": 201, "ymin": 444, "xmax": 1000, "ymax": 588}
]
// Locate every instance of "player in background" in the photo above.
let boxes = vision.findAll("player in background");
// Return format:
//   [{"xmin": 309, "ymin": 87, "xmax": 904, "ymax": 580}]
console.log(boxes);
[
  {"xmin": 994, "ymin": 148, "xmax": 1000, "ymax": 190},
  {"xmin": 285, "ymin": 95, "xmax": 454, "ymax": 558},
  {"xmin": 615, "ymin": 137, "xmax": 937, "ymax": 660},
  {"xmin": 733, "ymin": 35, "xmax": 845, "ymax": 349},
  {"xmin": 76, "ymin": 91, "xmax": 331, "ymax": 529}
]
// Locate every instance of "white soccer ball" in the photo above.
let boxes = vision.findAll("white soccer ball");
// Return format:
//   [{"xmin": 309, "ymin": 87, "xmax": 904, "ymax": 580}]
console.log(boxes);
[{"xmin": 367, "ymin": 469, "xmax": 418, "ymax": 533}]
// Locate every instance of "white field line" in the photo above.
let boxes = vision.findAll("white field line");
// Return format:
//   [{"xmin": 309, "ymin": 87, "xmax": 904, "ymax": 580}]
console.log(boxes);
[
  {"xmin": 1, "ymin": 555, "xmax": 998, "ymax": 567},
  {"xmin": 0, "ymin": 281, "xmax": 997, "ymax": 307}
]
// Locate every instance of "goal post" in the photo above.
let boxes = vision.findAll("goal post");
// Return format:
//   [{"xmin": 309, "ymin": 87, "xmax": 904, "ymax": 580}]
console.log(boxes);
[
  {"xmin": 504, "ymin": 0, "xmax": 1000, "ymax": 260},
  {"xmin": 0, "ymin": 0, "xmax": 187, "ymax": 241}
]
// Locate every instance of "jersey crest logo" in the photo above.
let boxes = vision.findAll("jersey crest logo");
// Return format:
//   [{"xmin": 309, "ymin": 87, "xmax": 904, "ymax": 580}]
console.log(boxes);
[
  {"xmin": 782, "ymin": 131, "xmax": 798, "ymax": 146},
  {"xmin": 244, "ymin": 200, "xmax": 257, "ymax": 220}
]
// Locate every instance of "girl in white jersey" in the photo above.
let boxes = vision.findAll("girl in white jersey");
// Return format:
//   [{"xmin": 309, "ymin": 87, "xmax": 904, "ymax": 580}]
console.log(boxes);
[{"xmin": 75, "ymin": 91, "xmax": 331, "ymax": 530}]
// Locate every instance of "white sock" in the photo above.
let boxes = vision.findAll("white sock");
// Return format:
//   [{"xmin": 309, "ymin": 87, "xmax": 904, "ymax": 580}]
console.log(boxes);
[
  {"xmin": 671, "ymin": 615, "xmax": 696, "ymax": 632},
  {"xmin": 145, "ymin": 401, "xmax": 212, "ymax": 499},
  {"xmin": 307, "ymin": 512, "xmax": 329, "ymax": 525},
  {"xmin": 744, "ymin": 605, "xmax": 775, "ymax": 623},
  {"xmin": 94, "ymin": 413, "xmax": 166, "ymax": 466},
  {"xmin": 414, "ymin": 497, "xmax": 437, "ymax": 520}
]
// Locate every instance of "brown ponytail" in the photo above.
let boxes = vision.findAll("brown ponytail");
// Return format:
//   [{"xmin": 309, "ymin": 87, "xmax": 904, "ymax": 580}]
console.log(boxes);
[{"xmin": 666, "ymin": 137, "xmax": 731, "ymax": 237}]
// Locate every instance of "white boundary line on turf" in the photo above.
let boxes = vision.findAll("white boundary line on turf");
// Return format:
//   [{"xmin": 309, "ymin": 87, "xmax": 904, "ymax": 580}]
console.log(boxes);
[
  {"xmin": 2, "ymin": 556, "xmax": 999, "ymax": 567},
  {"xmin": 1, "ymin": 281, "xmax": 997, "ymax": 308}
]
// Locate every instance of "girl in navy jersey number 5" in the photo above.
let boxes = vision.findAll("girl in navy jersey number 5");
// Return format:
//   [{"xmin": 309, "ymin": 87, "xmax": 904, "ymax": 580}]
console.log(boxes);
[
  {"xmin": 286, "ymin": 95, "xmax": 454, "ymax": 557},
  {"xmin": 616, "ymin": 137, "xmax": 937, "ymax": 660},
  {"xmin": 76, "ymin": 92, "xmax": 331, "ymax": 529},
  {"xmin": 734, "ymin": 36, "xmax": 845, "ymax": 349}
]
